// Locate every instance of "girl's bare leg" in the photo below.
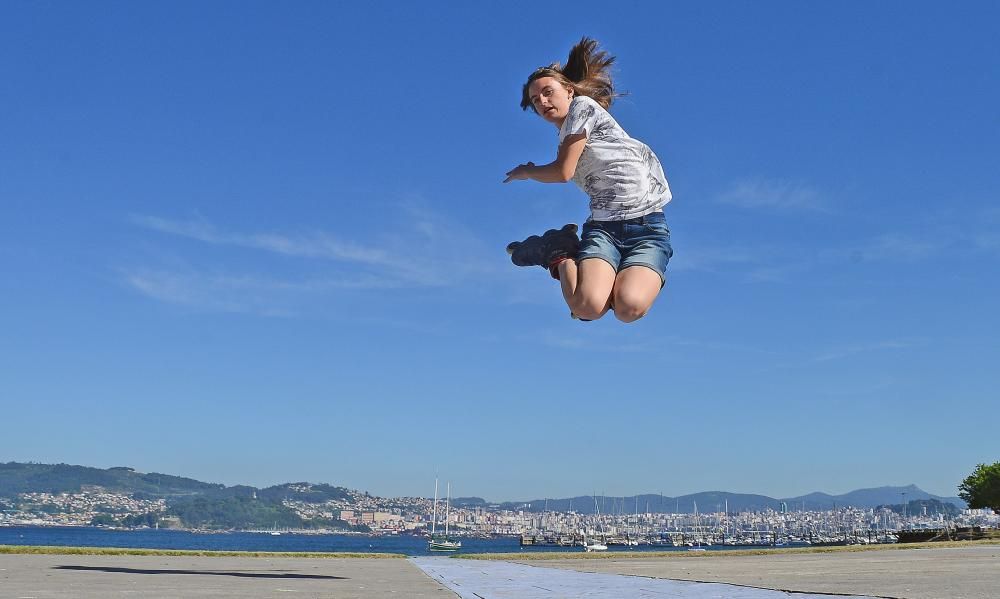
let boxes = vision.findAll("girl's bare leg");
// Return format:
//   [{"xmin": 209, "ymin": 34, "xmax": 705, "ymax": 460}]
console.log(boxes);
[
  {"xmin": 611, "ymin": 265, "xmax": 664, "ymax": 323},
  {"xmin": 557, "ymin": 258, "xmax": 617, "ymax": 320}
]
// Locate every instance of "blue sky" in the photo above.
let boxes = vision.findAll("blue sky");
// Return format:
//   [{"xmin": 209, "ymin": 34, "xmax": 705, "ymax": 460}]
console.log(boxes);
[{"xmin": 2, "ymin": 1, "xmax": 997, "ymax": 502}]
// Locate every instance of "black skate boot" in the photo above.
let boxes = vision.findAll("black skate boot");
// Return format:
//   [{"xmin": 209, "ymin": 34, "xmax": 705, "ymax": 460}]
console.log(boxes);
[{"xmin": 506, "ymin": 223, "xmax": 579, "ymax": 269}]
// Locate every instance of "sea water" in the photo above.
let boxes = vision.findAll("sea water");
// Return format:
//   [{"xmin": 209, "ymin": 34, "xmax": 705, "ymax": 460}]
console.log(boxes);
[{"xmin": 0, "ymin": 526, "xmax": 741, "ymax": 556}]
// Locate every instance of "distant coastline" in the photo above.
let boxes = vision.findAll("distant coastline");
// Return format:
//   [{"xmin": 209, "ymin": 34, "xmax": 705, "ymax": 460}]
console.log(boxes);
[{"xmin": 1, "ymin": 461, "xmax": 969, "ymax": 537}]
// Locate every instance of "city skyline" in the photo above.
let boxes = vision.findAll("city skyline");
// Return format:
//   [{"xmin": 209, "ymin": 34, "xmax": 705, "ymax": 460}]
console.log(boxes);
[
  {"xmin": 2, "ymin": 2, "xmax": 998, "ymax": 500},
  {"xmin": 6, "ymin": 466, "xmax": 988, "ymax": 549}
]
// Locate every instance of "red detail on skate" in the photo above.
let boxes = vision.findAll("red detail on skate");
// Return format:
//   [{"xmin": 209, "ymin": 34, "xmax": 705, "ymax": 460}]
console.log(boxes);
[{"xmin": 548, "ymin": 256, "xmax": 570, "ymax": 280}]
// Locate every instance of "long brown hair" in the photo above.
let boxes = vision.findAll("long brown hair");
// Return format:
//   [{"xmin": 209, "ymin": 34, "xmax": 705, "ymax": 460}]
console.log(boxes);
[{"xmin": 520, "ymin": 37, "xmax": 617, "ymax": 113}]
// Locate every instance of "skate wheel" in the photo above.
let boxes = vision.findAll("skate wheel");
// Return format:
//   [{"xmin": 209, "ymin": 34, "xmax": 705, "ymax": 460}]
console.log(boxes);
[
  {"xmin": 506, "ymin": 241, "xmax": 520, "ymax": 255},
  {"xmin": 562, "ymin": 223, "xmax": 578, "ymax": 234}
]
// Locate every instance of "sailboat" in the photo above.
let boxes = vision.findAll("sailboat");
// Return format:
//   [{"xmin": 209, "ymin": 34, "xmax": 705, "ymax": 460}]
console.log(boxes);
[
  {"xmin": 625, "ymin": 496, "xmax": 639, "ymax": 546},
  {"xmin": 428, "ymin": 479, "xmax": 461, "ymax": 552},
  {"xmin": 687, "ymin": 500, "xmax": 707, "ymax": 551},
  {"xmin": 584, "ymin": 535, "xmax": 608, "ymax": 552},
  {"xmin": 584, "ymin": 494, "xmax": 608, "ymax": 552}
]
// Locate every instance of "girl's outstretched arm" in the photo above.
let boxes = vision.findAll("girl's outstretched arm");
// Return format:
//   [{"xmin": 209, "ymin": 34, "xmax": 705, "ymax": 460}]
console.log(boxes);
[{"xmin": 504, "ymin": 134, "xmax": 586, "ymax": 183}]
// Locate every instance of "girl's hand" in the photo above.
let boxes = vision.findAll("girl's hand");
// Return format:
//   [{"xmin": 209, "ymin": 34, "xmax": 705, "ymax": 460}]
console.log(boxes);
[{"xmin": 503, "ymin": 162, "xmax": 535, "ymax": 183}]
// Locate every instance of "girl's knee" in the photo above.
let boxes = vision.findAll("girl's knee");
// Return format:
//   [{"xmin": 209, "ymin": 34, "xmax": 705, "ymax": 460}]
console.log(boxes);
[
  {"xmin": 614, "ymin": 304, "xmax": 648, "ymax": 323},
  {"xmin": 612, "ymin": 291, "xmax": 655, "ymax": 323},
  {"xmin": 570, "ymin": 294, "xmax": 610, "ymax": 321}
]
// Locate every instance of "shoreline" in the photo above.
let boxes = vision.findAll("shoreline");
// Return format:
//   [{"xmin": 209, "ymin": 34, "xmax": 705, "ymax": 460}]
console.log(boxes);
[
  {"xmin": 458, "ymin": 538, "xmax": 1000, "ymax": 560},
  {"xmin": 0, "ymin": 523, "xmax": 376, "ymax": 535},
  {"xmin": 0, "ymin": 545, "xmax": 403, "ymax": 558},
  {"xmin": 3, "ymin": 538, "xmax": 998, "ymax": 559}
]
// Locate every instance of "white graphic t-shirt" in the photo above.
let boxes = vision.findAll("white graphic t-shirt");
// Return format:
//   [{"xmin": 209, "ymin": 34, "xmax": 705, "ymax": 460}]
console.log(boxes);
[{"xmin": 559, "ymin": 95, "xmax": 672, "ymax": 221}]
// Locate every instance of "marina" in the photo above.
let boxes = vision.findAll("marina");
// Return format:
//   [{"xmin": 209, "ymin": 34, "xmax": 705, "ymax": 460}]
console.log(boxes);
[
  {"xmin": 517, "ymin": 531, "xmax": 892, "ymax": 548},
  {"xmin": 2, "ymin": 526, "xmax": 854, "ymax": 556}
]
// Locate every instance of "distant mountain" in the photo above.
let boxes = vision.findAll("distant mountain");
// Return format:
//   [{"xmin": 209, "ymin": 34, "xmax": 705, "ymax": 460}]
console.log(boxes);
[
  {"xmin": 784, "ymin": 491, "xmax": 837, "ymax": 509},
  {"xmin": 782, "ymin": 485, "xmax": 965, "ymax": 510},
  {"xmin": 497, "ymin": 486, "xmax": 966, "ymax": 514},
  {"xmin": 675, "ymin": 492, "xmax": 778, "ymax": 513},
  {"xmin": 0, "ymin": 462, "xmax": 361, "ymax": 531},
  {"xmin": 1, "ymin": 461, "xmax": 966, "ymax": 517},
  {"xmin": 451, "ymin": 497, "xmax": 488, "ymax": 508},
  {"xmin": 0, "ymin": 463, "xmax": 354, "ymax": 504},
  {"xmin": 0, "ymin": 462, "xmax": 221, "ymax": 498}
]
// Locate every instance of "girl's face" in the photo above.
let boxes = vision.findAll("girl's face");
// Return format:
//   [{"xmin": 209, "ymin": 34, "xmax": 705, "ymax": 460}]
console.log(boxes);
[{"xmin": 528, "ymin": 77, "xmax": 574, "ymax": 126}]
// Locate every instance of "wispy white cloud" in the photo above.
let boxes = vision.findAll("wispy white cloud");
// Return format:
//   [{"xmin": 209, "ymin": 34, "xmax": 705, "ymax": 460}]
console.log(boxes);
[
  {"xmin": 123, "ymin": 268, "xmax": 402, "ymax": 316},
  {"xmin": 661, "ymin": 335, "xmax": 780, "ymax": 356},
  {"xmin": 539, "ymin": 329, "xmax": 650, "ymax": 352},
  {"xmin": 125, "ymin": 270, "xmax": 295, "ymax": 316},
  {"xmin": 810, "ymin": 377, "xmax": 901, "ymax": 399},
  {"xmin": 812, "ymin": 340, "xmax": 915, "ymax": 363},
  {"xmin": 537, "ymin": 330, "xmax": 774, "ymax": 354},
  {"xmin": 717, "ymin": 178, "xmax": 828, "ymax": 212},
  {"xmin": 970, "ymin": 231, "xmax": 1000, "ymax": 252},
  {"xmin": 820, "ymin": 232, "xmax": 957, "ymax": 265},
  {"xmin": 130, "ymin": 213, "xmax": 457, "ymax": 286},
  {"xmin": 858, "ymin": 234, "xmax": 938, "ymax": 262},
  {"xmin": 669, "ymin": 244, "xmax": 758, "ymax": 273},
  {"xmin": 124, "ymin": 202, "xmax": 506, "ymax": 315},
  {"xmin": 670, "ymin": 240, "xmax": 814, "ymax": 284}
]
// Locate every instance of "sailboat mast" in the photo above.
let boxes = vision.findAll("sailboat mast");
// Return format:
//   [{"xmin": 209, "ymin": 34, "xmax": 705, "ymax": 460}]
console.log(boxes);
[
  {"xmin": 445, "ymin": 482, "xmax": 451, "ymax": 537},
  {"xmin": 431, "ymin": 478, "xmax": 439, "ymax": 536}
]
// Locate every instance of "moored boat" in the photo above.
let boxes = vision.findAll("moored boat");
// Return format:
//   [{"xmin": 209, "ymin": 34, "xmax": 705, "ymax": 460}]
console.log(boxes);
[{"xmin": 428, "ymin": 479, "xmax": 462, "ymax": 552}]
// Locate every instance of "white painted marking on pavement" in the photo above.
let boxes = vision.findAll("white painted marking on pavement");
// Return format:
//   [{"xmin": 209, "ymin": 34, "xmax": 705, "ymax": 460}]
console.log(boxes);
[{"xmin": 411, "ymin": 557, "xmax": 880, "ymax": 599}]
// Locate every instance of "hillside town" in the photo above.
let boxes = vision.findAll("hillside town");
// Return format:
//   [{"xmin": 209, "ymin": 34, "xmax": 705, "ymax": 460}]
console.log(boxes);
[{"xmin": 2, "ymin": 490, "xmax": 166, "ymax": 528}]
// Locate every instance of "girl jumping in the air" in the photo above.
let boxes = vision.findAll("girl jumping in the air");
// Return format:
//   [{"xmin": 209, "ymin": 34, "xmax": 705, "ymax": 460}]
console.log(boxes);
[{"xmin": 504, "ymin": 37, "xmax": 673, "ymax": 323}]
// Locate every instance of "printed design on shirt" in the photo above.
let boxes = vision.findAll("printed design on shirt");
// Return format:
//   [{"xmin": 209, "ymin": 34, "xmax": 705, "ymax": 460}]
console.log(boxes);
[
  {"xmin": 648, "ymin": 172, "xmax": 667, "ymax": 197},
  {"xmin": 639, "ymin": 145, "xmax": 653, "ymax": 162},
  {"xmin": 595, "ymin": 193, "xmax": 621, "ymax": 216},
  {"xmin": 583, "ymin": 172, "xmax": 617, "ymax": 213},
  {"xmin": 589, "ymin": 119, "xmax": 619, "ymax": 142},
  {"xmin": 635, "ymin": 144, "xmax": 668, "ymax": 199},
  {"xmin": 569, "ymin": 102, "xmax": 596, "ymax": 132}
]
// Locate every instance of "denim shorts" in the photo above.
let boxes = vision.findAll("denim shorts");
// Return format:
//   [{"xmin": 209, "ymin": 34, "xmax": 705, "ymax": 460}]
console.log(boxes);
[{"xmin": 576, "ymin": 210, "xmax": 673, "ymax": 285}]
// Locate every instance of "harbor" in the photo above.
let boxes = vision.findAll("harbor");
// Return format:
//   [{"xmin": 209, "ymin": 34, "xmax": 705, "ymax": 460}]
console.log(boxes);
[
  {"xmin": 506, "ymin": 501, "xmax": 999, "ymax": 553},
  {"xmin": 518, "ymin": 530, "xmax": 898, "ymax": 548}
]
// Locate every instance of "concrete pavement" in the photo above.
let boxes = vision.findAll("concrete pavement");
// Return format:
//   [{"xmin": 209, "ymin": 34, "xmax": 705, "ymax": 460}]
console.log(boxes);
[
  {"xmin": 507, "ymin": 544, "xmax": 1000, "ymax": 599},
  {"xmin": 2, "ymin": 544, "xmax": 999, "ymax": 598},
  {"xmin": 0, "ymin": 553, "xmax": 452, "ymax": 598}
]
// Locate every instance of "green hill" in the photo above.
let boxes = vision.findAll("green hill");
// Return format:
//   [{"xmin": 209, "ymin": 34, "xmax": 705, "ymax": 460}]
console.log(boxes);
[
  {"xmin": 0, "ymin": 462, "xmax": 221, "ymax": 498},
  {"xmin": 0, "ymin": 462, "xmax": 362, "ymax": 531}
]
